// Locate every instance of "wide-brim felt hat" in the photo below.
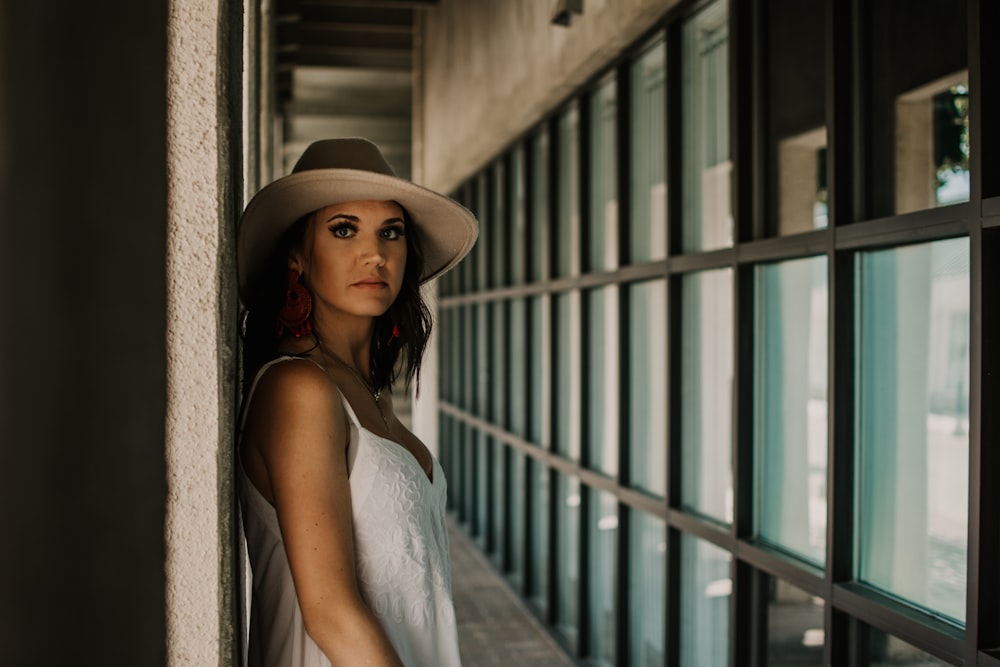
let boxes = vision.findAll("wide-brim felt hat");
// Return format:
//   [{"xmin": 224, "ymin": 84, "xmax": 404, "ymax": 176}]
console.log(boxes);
[{"xmin": 237, "ymin": 137, "xmax": 479, "ymax": 301}]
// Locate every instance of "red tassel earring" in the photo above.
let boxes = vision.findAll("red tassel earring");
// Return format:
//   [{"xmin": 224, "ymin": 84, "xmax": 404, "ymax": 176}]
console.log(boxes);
[
  {"xmin": 276, "ymin": 269, "xmax": 313, "ymax": 338},
  {"xmin": 388, "ymin": 324, "xmax": 401, "ymax": 345}
]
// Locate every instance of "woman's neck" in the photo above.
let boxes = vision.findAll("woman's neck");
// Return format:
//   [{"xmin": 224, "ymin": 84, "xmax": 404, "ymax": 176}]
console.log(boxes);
[{"xmin": 312, "ymin": 312, "xmax": 376, "ymax": 374}]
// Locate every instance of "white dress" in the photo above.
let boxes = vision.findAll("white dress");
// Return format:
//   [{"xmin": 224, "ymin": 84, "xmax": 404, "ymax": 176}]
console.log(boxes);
[{"xmin": 239, "ymin": 357, "xmax": 462, "ymax": 667}]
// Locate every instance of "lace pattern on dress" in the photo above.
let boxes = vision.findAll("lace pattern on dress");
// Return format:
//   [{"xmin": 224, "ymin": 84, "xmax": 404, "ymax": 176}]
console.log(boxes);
[{"xmin": 350, "ymin": 430, "xmax": 456, "ymax": 628}]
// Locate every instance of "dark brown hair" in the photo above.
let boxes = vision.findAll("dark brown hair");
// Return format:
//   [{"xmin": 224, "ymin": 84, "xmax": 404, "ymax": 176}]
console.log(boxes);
[{"xmin": 240, "ymin": 207, "xmax": 432, "ymax": 398}]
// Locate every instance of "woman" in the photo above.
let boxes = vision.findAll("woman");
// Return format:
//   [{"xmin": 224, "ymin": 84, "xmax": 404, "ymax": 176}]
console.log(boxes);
[{"xmin": 236, "ymin": 138, "xmax": 478, "ymax": 666}]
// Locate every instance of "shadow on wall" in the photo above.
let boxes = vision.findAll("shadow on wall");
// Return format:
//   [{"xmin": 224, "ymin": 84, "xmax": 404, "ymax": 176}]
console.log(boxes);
[{"xmin": 0, "ymin": 4, "xmax": 169, "ymax": 665}]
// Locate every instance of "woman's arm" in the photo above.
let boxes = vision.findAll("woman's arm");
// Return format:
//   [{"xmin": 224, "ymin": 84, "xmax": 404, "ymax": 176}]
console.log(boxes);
[{"xmin": 243, "ymin": 361, "xmax": 404, "ymax": 667}]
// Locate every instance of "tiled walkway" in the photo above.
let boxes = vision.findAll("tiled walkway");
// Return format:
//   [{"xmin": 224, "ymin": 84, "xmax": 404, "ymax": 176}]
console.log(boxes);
[{"xmin": 449, "ymin": 517, "xmax": 575, "ymax": 667}]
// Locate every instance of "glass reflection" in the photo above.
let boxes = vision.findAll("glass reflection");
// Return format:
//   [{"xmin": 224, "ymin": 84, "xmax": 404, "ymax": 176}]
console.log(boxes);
[
  {"xmin": 555, "ymin": 473, "xmax": 581, "ymax": 649},
  {"xmin": 680, "ymin": 534, "xmax": 731, "ymax": 665},
  {"xmin": 766, "ymin": 0, "xmax": 828, "ymax": 235},
  {"xmin": 554, "ymin": 291, "xmax": 582, "ymax": 460},
  {"xmin": 527, "ymin": 460, "xmax": 549, "ymax": 614},
  {"xmin": 867, "ymin": 626, "xmax": 952, "ymax": 666},
  {"xmin": 630, "ymin": 36, "xmax": 667, "ymax": 262},
  {"xmin": 629, "ymin": 511, "xmax": 665, "ymax": 666},
  {"xmin": 681, "ymin": 268, "xmax": 734, "ymax": 523},
  {"xmin": 586, "ymin": 286, "xmax": 619, "ymax": 476},
  {"xmin": 765, "ymin": 578, "xmax": 825, "ymax": 666},
  {"xmin": 628, "ymin": 280, "xmax": 667, "ymax": 496},
  {"xmin": 754, "ymin": 256, "xmax": 829, "ymax": 565},
  {"xmin": 588, "ymin": 488, "xmax": 617, "ymax": 665},
  {"xmin": 682, "ymin": 0, "xmax": 732, "ymax": 252},
  {"xmin": 588, "ymin": 75, "xmax": 618, "ymax": 272},
  {"xmin": 856, "ymin": 237, "xmax": 970, "ymax": 622}
]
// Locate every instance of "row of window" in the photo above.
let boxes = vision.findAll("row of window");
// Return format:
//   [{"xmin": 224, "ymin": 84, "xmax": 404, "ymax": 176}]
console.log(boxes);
[{"xmin": 435, "ymin": 0, "xmax": 992, "ymax": 664}]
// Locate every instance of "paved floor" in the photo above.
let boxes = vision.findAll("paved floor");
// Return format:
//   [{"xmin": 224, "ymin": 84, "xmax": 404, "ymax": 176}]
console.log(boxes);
[{"xmin": 449, "ymin": 517, "xmax": 575, "ymax": 667}]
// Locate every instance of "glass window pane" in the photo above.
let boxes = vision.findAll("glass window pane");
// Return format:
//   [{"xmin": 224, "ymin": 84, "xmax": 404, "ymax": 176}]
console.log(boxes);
[
  {"xmin": 856, "ymin": 237, "xmax": 970, "ymax": 623},
  {"xmin": 681, "ymin": 268, "xmax": 734, "ymax": 523},
  {"xmin": 867, "ymin": 625, "xmax": 952, "ymax": 666},
  {"xmin": 475, "ymin": 431, "xmax": 489, "ymax": 538},
  {"xmin": 475, "ymin": 303, "xmax": 489, "ymax": 416},
  {"xmin": 454, "ymin": 307, "xmax": 464, "ymax": 404},
  {"xmin": 460, "ymin": 425, "xmax": 473, "ymax": 524},
  {"xmin": 555, "ymin": 473, "xmax": 581, "ymax": 649},
  {"xmin": 527, "ymin": 459, "xmax": 550, "ymax": 614},
  {"xmin": 588, "ymin": 75, "xmax": 618, "ymax": 272},
  {"xmin": 766, "ymin": 0, "xmax": 828, "ymax": 235},
  {"xmin": 865, "ymin": 0, "xmax": 969, "ymax": 217},
  {"xmin": 682, "ymin": 0, "xmax": 732, "ymax": 252},
  {"xmin": 491, "ymin": 162, "xmax": 507, "ymax": 287},
  {"xmin": 588, "ymin": 488, "xmax": 618, "ymax": 666},
  {"xmin": 439, "ymin": 308, "xmax": 452, "ymax": 403},
  {"xmin": 440, "ymin": 414, "xmax": 452, "ymax": 503},
  {"xmin": 765, "ymin": 578, "xmax": 825, "ymax": 666},
  {"xmin": 449, "ymin": 307, "xmax": 460, "ymax": 404},
  {"xmin": 475, "ymin": 173, "xmax": 489, "ymax": 289},
  {"xmin": 490, "ymin": 440, "xmax": 507, "ymax": 565},
  {"xmin": 629, "ymin": 36, "xmax": 668, "ymax": 263},
  {"xmin": 528, "ymin": 295, "xmax": 548, "ymax": 446},
  {"xmin": 629, "ymin": 511, "xmax": 665, "ymax": 667},
  {"xmin": 491, "ymin": 302, "xmax": 506, "ymax": 425},
  {"xmin": 529, "ymin": 128, "xmax": 549, "ymax": 282},
  {"xmin": 754, "ymin": 256, "xmax": 829, "ymax": 565},
  {"xmin": 439, "ymin": 412, "xmax": 465, "ymax": 520},
  {"xmin": 586, "ymin": 286, "xmax": 620, "ymax": 476},
  {"xmin": 679, "ymin": 534, "xmax": 731, "ymax": 665},
  {"xmin": 554, "ymin": 291, "xmax": 582, "ymax": 460},
  {"xmin": 463, "ymin": 304, "xmax": 476, "ymax": 413},
  {"xmin": 511, "ymin": 145, "xmax": 526, "ymax": 284},
  {"xmin": 509, "ymin": 451, "xmax": 526, "ymax": 588},
  {"xmin": 556, "ymin": 104, "xmax": 580, "ymax": 277},
  {"xmin": 628, "ymin": 280, "xmax": 668, "ymax": 496},
  {"xmin": 509, "ymin": 298, "xmax": 527, "ymax": 437}
]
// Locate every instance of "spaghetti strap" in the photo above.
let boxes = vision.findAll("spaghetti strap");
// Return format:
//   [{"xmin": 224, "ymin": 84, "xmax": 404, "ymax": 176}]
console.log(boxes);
[
  {"xmin": 338, "ymin": 391, "xmax": 363, "ymax": 429},
  {"xmin": 238, "ymin": 354, "xmax": 365, "ymax": 476},
  {"xmin": 238, "ymin": 355, "xmax": 326, "ymax": 433}
]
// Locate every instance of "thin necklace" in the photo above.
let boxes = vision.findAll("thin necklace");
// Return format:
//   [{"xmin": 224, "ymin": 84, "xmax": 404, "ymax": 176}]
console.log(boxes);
[{"xmin": 322, "ymin": 348, "xmax": 390, "ymax": 432}]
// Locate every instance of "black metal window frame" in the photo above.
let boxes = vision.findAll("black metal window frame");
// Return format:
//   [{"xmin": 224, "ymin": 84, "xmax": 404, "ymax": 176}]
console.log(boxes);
[{"xmin": 436, "ymin": 0, "xmax": 1000, "ymax": 664}]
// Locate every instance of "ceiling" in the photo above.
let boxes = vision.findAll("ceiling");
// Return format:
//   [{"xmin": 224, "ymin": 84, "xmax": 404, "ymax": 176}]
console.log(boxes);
[{"xmin": 274, "ymin": 0, "xmax": 439, "ymax": 178}]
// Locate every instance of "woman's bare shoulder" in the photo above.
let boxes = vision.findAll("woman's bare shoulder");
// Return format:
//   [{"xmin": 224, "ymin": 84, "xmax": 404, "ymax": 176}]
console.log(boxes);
[
  {"xmin": 244, "ymin": 357, "xmax": 348, "ymax": 457},
  {"xmin": 252, "ymin": 357, "xmax": 332, "ymax": 401}
]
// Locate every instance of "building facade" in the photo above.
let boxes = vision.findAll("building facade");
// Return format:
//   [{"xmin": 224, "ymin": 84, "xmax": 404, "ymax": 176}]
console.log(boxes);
[
  {"xmin": 2, "ymin": 1, "xmax": 996, "ymax": 666},
  {"xmin": 422, "ymin": 0, "xmax": 1000, "ymax": 665}
]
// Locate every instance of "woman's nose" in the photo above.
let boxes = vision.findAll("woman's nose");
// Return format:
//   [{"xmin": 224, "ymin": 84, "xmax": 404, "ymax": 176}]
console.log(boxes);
[{"xmin": 359, "ymin": 235, "xmax": 387, "ymax": 266}]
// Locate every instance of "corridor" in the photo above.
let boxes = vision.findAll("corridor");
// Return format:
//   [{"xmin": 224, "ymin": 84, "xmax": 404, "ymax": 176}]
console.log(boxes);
[{"xmin": 449, "ymin": 517, "xmax": 574, "ymax": 667}]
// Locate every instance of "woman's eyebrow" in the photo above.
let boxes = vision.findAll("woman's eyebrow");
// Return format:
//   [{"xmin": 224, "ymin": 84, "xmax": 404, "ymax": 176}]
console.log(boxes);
[
  {"xmin": 323, "ymin": 213, "xmax": 359, "ymax": 223},
  {"xmin": 381, "ymin": 216, "xmax": 405, "ymax": 225}
]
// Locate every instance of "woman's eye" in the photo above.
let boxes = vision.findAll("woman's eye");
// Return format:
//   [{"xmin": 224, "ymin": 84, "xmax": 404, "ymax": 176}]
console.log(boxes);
[
  {"xmin": 331, "ymin": 223, "xmax": 355, "ymax": 238},
  {"xmin": 382, "ymin": 227, "xmax": 405, "ymax": 240}
]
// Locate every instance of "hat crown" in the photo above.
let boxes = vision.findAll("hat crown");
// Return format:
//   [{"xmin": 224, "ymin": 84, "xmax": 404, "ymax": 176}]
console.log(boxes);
[{"xmin": 292, "ymin": 137, "xmax": 397, "ymax": 177}]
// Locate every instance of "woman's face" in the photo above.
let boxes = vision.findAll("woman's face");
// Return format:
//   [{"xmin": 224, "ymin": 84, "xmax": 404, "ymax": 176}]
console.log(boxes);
[{"xmin": 291, "ymin": 199, "xmax": 408, "ymax": 322}]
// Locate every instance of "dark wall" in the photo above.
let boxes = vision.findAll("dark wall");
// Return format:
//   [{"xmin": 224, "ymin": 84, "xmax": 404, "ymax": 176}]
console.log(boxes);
[{"xmin": 0, "ymin": 3, "xmax": 168, "ymax": 665}]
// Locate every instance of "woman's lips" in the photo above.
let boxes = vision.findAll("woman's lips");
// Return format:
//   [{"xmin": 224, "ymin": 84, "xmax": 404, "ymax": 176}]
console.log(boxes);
[{"xmin": 351, "ymin": 280, "xmax": 388, "ymax": 289}]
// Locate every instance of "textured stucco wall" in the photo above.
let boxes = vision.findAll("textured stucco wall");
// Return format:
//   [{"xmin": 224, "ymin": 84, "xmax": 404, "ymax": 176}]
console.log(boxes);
[
  {"xmin": 165, "ymin": 0, "xmax": 241, "ymax": 665},
  {"xmin": 418, "ymin": 0, "xmax": 680, "ymax": 193}
]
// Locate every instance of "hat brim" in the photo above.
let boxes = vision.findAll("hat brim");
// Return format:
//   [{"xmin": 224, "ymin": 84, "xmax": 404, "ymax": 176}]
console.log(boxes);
[{"xmin": 237, "ymin": 168, "xmax": 478, "ymax": 301}]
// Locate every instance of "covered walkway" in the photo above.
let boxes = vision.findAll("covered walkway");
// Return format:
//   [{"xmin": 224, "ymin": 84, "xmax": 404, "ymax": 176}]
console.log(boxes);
[{"xmin": 449, "ymin": 517, "xmax": 574, "ymax": 667}]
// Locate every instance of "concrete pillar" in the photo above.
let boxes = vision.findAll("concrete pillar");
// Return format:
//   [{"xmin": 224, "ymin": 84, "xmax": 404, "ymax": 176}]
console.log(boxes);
[{"xmin": 164, "ymin": 0, "xmax": 242, "ymax": 664}]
